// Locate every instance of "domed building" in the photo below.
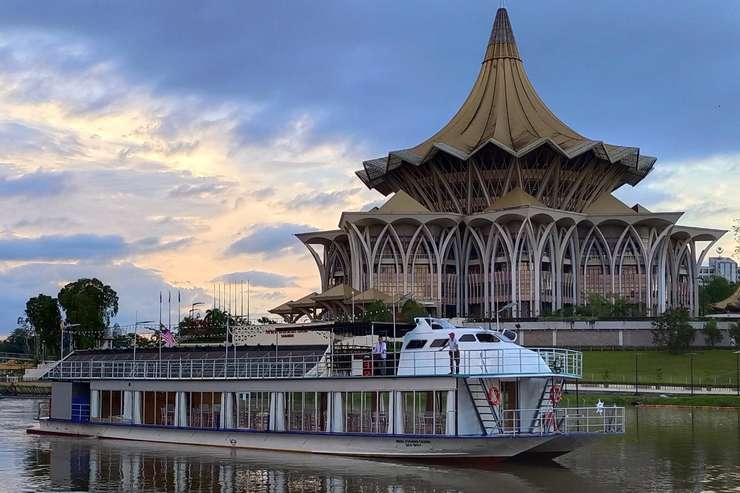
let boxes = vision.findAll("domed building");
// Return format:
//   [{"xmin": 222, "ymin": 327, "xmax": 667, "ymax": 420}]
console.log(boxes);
[{"xmin": 272, "ymin": 8, "xmax": 725, "ymax": 322}]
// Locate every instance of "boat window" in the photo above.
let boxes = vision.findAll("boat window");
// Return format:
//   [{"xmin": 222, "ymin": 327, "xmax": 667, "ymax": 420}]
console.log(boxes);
[
  {"xmin": 459, "ymin": 334, "xmax": 476, "ymax": 342},
  {"xmin": 476, "ymin": 333, "xmax": 500, "ymax": 343},
  {"xmin": 431, "ymin": 323, "xmax": 444, "ymax": 330},
  {"xmin": 430, "ymin": 339, "xmax": 448, "ymax": 348},
  {"xmin": 405, "ymin": 339, "xmax": 427, "ymax": 350}
]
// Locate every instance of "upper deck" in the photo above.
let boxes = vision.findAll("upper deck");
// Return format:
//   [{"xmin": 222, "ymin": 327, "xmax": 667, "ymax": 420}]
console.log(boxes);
[{"xmin": 44, "ymin": 345, "xmax": 582, "ymax": 381}]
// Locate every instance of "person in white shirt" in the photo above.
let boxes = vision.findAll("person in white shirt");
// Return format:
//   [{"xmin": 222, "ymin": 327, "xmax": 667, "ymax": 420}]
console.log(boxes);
[
  {"xmin": 372, "ymin": 335, "xmax": 388, "ymax": 375},
  {"xmin": 439, "ymin": 332, "xmax": 460, "ymax": 374}
]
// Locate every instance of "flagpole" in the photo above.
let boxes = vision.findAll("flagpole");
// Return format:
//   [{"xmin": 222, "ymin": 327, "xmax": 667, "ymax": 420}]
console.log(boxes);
[
  {"xmin": 177, "ymin": 291, "xmax": 181, "ymax": 329},
  {"xmin": 247, "ymin": 280, "xmax": 250, "ymax": 325},
  {"xmin": 168, "ymin": 291, "xmax": 172, "ymax": 332}
]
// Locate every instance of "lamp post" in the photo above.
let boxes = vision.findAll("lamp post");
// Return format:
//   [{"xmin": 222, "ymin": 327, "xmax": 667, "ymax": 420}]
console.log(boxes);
[
  {"xmin": 687, "ymin": 352, "xmax": 697, "ymax": 396},
  {"xmin": 190, "ymin": 302, "xmax": 204, "ymax": 317},
  {"xmin": 634, "ymin": 352, "xmax": 639, "ymax": 395},
  {"xmin": 133, "ymin": 320, "xmax": 154, "ymax": 362},
  {"xmin": 59, "ymin": 322, "xmax": 80, "ymax": 360},
  {"xmin": 734, "ymin": 351, "xmax": 740, "ymax": 397}
]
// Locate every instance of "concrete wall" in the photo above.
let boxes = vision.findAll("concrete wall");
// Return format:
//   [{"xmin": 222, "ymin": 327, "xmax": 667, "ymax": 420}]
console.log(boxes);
[
  {"xmin": 460, "ymin": 320, "xmax": 738, "ymax": 348},
  {"xmin": 51, "ymin": 382, "xmax": 73, "ymax": 420}
]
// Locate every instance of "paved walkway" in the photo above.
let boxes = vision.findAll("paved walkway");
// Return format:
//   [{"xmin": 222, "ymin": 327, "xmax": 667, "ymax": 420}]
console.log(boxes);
[{"xmin": 567, "ymin": 382, "xmax": 739, "ymax": 396}]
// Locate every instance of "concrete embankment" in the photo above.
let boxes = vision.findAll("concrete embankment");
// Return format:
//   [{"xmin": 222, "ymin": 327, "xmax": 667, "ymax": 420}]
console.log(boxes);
[{"xmin": 0, "ymin": 381, "xmax": 50, "ymax": 396}]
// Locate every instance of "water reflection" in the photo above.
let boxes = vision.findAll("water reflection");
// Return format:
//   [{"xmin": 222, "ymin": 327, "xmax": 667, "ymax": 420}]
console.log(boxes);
[{"xmin": 6, "ymin": 399, "xmax": 740, "ymax": 492}]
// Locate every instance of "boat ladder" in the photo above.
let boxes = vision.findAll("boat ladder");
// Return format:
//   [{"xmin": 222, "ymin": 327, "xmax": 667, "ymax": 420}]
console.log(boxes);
[{"xmin": 464, "ymin": 378, "xmax": 502, "ymax": 435}]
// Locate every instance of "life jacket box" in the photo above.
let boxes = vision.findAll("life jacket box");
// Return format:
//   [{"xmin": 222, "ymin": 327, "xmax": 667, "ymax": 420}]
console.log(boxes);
[{"xmin": 351, "ymin": 357, "xmax": 364, "ymax": 376}]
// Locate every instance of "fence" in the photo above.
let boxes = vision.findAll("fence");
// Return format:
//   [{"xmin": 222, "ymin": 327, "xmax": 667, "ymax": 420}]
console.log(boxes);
[
  {"xmin": 45, "ymin": 347, "xmax": 582, "ymax": 380},
  {"xmin": 500, "ymin": 406, "xmax": 625, "ymax": 435}
]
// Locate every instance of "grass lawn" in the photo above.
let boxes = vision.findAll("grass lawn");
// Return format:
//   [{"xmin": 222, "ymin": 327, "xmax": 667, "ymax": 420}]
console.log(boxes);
[
  {"xmin": 562, "ymin": 392, "xmax": 740, "ymax": 409},
  {"xmin": 582, "ymin": 349, "xmax": 740, "ymax": 386}
]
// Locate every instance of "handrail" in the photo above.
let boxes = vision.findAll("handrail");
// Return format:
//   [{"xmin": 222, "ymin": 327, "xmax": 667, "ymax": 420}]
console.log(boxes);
[
  {"xmin": 499, "ymin": 406, "xmax": 625, "ymax": 435},
  {"xmin": 44, "ymin": 347, "xmax": 582, "ymax": 381}
]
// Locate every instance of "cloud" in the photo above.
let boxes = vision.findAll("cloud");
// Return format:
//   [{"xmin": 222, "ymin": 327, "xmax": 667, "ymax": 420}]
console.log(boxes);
[
  {"xmin": 0, "ymin": 167, "xmax": 70, "ymax": 197},
  {"xmin": 0, "ymin": 233, "xmax": 190, "ymax": 261},
  {"xmin": 284, "ymin": 188, "xmax": 360, "ymax": 210},
  {"xmin": 168, "ymin": 176, "xmax": 236, "ymax": 198},
  {"xmin": 213, "ymin": 270, "xmax": 297, "ymax": 288},
  {"xmin": 225, "ymin": 223, "xmax": 316, "ymax": 257},
  {"xmin": 250, "ymin": 187, "xmax": 276, "ymax": 200}
]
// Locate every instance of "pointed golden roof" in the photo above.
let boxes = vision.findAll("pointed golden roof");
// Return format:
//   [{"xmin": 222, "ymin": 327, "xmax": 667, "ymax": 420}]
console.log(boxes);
[
  {"xmin": 377, "ymin": 190, "xmax": 431, "ymax": 214},
  {"xmin": 485, "ymin": 186, "xmax": 545, "ymax": 211},
  {"xmin": 712, "ymin": 285, "xmax": 740, "ymax": 312},
  {"xmin": 584, "ymin": 193, "xmax": 636, "ymax": 216},
  {"xmin": 357, "ymin": 8, "xmax": 656, "ymax": 193}
]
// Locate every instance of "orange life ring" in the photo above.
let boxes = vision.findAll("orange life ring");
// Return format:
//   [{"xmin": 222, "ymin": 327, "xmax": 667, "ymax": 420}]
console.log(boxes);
[
  {"xmin": 550, "ymin": 385, "xmax": 562, "ymax": 405},
  {"xmin": 487, "ymin": 387, "xmax": 501, "ymax": 407}
]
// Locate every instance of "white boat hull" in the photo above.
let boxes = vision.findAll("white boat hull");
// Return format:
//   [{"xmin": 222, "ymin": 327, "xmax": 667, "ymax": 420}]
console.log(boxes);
[{"xmin": 30, "ymin": 419, "xmax": 556, "ymax": 461}]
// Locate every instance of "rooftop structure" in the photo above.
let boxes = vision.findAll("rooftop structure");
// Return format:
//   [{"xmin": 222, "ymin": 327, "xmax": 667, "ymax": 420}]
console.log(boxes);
[{"xmin": 273, "ymin": 8, "xmax": 725, "ymax": 322}]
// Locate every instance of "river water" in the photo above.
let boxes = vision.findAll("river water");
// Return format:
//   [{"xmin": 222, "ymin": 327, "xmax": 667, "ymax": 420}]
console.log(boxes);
[{"xmin": 1, "ymin": 398, "xmax": 738, "ymax": 492}]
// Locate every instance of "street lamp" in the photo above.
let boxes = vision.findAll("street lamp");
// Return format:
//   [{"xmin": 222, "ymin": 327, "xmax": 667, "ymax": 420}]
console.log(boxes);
[
  {"xmin": 734, "ymin": 351, "xmax": 740, "ymax": 397},
  {"xmin": 59, "ymin": 322, "xmax": 80, "ymax": 360},
  {"xmin": 133, "ymin": 320, "xmax": 155, "ymax": 361},
  {"xmin": 687, "ymin": 352, "xmax": 697, "ymax": 397},
  {"xmin": 190, "ymin": 302, "xmax": 204, "ymax": 317}
]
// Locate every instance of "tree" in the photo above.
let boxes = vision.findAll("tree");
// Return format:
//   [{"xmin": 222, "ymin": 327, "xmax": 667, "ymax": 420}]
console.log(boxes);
[
  {"xmin": 702, "ymin": 319, "xmax": 722, "ymax": 347},
  {"xmin": 25, "ymin": 294, "xmax": 62, "ymax": 357},
  {"xmin": 651, "ymin": 307, "xmax": 695, "ymax": 353},
  {"xmin": 202, "ymin": 308, "xmax": 234, "ymax": 336},
  {"xmin": 733, "ymin": 219, "xmax": 740, "ymax": 259},
  {"xmin": 58, "ymin": 278, "xmax": 119, "ymax": 349},
  {"xmin": 362, "ymin": 300, "xmax": 391, "ymax": 322},
  {"xmin": 178, "ymin": 315, "xmax": 202, "ymax": 336},
  {"xmin": 729, "ymin": 320, "xmax": 740, "ymax": 349},
  {"xmin": 399, "ymin": 299, "xmax": 426, "ymax": 322},
  {"xmin": 256, "ymin": 316, "xmax": 274, "ymax": 325},
  {"xmin": 698, "ymin": 276, "xmax": 736, "ymax": 314}
]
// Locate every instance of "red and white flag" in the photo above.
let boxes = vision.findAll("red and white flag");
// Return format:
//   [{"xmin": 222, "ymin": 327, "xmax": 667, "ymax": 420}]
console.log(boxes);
[{"xmin": 161, "ymin": 327, "xmax": 177, "ymax": 348}]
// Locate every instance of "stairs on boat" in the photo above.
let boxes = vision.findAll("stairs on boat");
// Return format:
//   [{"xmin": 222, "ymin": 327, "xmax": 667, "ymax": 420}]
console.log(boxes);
[
  {"xmin": 528, "ymin": 377, "xmax": 564, "ymax": 433},
  {"xmin": 464, "ymin": 378, "xmax": 502, "ymax": 435}
]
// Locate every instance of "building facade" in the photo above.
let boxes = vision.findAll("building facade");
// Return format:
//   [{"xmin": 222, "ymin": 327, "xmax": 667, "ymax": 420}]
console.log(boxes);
[
  {"xmin": 699, "ymin": 256, "xmax": 739, "ymax": 285},
  {"xmin": 272, "ymin": 8, "xmax": 725, "ymax": 322}
]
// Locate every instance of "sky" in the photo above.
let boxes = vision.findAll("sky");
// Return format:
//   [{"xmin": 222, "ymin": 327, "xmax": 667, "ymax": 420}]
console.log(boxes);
[{"xmin": 0, "ymin": 1, "xmax": 739, "ymax": 333}]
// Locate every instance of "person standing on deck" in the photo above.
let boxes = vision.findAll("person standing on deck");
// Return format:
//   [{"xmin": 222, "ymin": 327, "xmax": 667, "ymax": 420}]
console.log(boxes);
[
  {"xmin": 372, "ymin": 335, "xmax": 387, "ymax": 375},
  {"xmin": 439, "ymin": 332, "xmax": 460, "ymax": 374}
]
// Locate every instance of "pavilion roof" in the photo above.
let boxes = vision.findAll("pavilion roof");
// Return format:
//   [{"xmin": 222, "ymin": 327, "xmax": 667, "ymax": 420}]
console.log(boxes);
[
  {"xmin": 313, "ymin": 284, "xmax": 360, "ymax": 302},
  {"xmin": 352, "ymin": 288, "xmax": 393, "ymax": 304},
  {"xmin": 268, "ymin": 301, "xmax": 296, "ymax": 315},
  {"xmin": 484, "ymin": 187, "xmax": 545, "ymax": 211},
  {"xmin": 357, "ymin": 8, "xmax": 656, "ymax": 190},
  {"xmin": 287, "ymin": 292, "xmax": 319, "ymax": 309}
]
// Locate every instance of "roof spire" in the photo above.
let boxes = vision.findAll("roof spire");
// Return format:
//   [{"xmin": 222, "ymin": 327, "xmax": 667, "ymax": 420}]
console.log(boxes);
[{"xmin": 485, "ymin": 8, "xmax": 520, "ymax": 62}]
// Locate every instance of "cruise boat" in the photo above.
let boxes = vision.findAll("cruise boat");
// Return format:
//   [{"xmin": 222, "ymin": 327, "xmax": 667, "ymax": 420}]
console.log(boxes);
[{"xmin": 29, "ymin": 318, "xmax": 623, "ymax": 462}]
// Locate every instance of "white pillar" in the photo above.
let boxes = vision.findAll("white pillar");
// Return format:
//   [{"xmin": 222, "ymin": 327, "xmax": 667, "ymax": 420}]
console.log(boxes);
[
  {"xmin": 133, "ymin": 391, "xmax": 142, "ymax": 425},
  {"xmin": 269, "ymin": 392, "xmax": 285, "ymax": 431},
  {"xmin": 393, "ymin": 391, "xmax": 404, "ymax": 434},
  {"xmin": 90, "ymin": 390, "xmax": 100, "ymax": 419},
  {"xmin": 331, "ymin": 392, "xmax": 344, "ymax": 432},
  {"xmin": 175, "ymin": 392, "xmax": 188, "ymax": 427},
  {"xmin": 220, "ymin": 392, "xmax": 234, "ymax": 429},
  {"xmin": 445, "ymin": 390, "xmax": 456, "ymax": 435},
  {"xmin": 122, "ymin": 391, "xmax": 134, "ymax": 422}
]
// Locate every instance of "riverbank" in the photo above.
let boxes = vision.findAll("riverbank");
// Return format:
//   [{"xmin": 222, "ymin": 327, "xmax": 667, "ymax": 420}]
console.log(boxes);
[
  {"xmin": 0, "ymin": 381, "xmax": 50, "ymax": 396},
  {"xmin": 563, "ymin": 392, "xmax": 740, "ymax": 409}
]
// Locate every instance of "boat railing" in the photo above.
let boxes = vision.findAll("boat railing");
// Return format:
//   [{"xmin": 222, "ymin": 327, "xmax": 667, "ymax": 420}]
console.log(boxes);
[
  {"xmin": 44, "ymin": 347, "xmax": 581, "ymax": 380},
  {"xmin": 500, "ymin": 406, "xmax": 625, "ymax": 435}
]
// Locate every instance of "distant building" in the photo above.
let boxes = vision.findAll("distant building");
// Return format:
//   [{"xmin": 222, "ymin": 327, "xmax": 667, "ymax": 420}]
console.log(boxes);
[
  {"xmin": 699, "ymin": 256, "xmax": 739, "ymax": 285},
  {"xmin": 271, "ymin": 8, "xmax": 726, "ymax": 322}
]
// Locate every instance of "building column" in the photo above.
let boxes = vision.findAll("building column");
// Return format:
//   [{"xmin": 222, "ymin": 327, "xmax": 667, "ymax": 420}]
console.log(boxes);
[
  {"xmin": 175, "ymin": 392, "xmax": 188, "ymax": 427},
  {"xmin": 132, "ymin": 391, "xmax": 142, "ymax": 425},
  {"xmin": 122, "ymin": 390, "xmax": 134, "ymax": 422},
  {"xmin": 269, "ymin": 392, "xmax": 285, "ymax": 431},
  {"xmin": 220, "ymin": 392, "xmax": 234, "ymax": 429},
  {"xmin": 90, "ymin": 390, "xmax": 100, "ymax": 419},
  {"xmin": 330, "ymin": 392, "xmax": 344, "ymax": 432}
]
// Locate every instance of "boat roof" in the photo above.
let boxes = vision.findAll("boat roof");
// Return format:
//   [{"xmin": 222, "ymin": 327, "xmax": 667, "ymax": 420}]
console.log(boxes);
[
  {"xmin": 273, "ymin": 320, "xmax": 417, "ymax": 338},
  {"xmin": 64, "ymin": 344, "xmax": 328, "ymax": 362}
]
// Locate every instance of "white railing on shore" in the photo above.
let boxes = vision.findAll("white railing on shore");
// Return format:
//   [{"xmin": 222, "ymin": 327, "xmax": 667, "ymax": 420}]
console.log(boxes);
[
  {"xmin": 44, "ymin": 347, "xmax": 581, "ymax": 381},
  {"xmin": 500, "ymin": 406, "xmax": 624, "ymax": 435}
]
